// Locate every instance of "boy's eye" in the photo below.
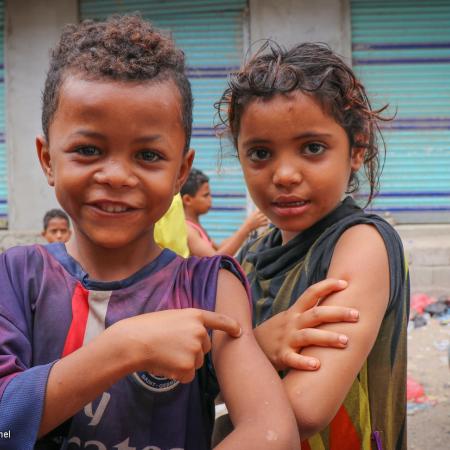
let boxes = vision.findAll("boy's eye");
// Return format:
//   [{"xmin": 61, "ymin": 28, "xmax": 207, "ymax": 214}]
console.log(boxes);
[
  {"xmin": 248, "ymin": 148, "xmax": 271, "ymax": 162},
  {"xmin": 303, "ymin": 143, "xmax": 326, "ymax": 155},
  {"xmin": 75, "ymin": 146, "xmax": 101, "ymax": 157},
  {"xmin": 136, "ymin": 150, "xmax": 162, "ymax": 162}
]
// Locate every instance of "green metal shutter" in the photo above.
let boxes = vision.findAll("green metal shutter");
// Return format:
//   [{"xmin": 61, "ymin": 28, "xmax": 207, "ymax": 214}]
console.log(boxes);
[
  {"xmin": 351, "ymin": 0, "xmax": 450, "ymax": 223},
  {"xmin": 0, "ymin": 0, "xmax": 6, "ymax": 228},
  {"xmin": 80, "ymin": 0, "xmax": 248, "ymax": 241}
]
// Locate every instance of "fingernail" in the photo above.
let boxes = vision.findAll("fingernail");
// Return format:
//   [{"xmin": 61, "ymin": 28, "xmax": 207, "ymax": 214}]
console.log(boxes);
[
  {"xmin": 308, "ymin": 359, "xmax": 319, "ymax": 369},
  {"xmin": 350, "ymin": 309, "xmax": 359, "ymax": 319},
  {"xmin": 338, "ymin": 280, "xmax": 348, "ymax": 287},
  {"xmin": 236, "ymin": 327, "xmax": 242, "ymax": 337},
  {"xmin": 339, "ymin": 335, "xmax": 348, "ymax": 345}
]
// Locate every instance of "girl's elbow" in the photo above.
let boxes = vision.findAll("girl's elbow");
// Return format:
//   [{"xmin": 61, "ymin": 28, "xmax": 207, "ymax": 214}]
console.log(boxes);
[{"xmin": 294, "ymin": 408, "xmax": 331, "ymax": 440}]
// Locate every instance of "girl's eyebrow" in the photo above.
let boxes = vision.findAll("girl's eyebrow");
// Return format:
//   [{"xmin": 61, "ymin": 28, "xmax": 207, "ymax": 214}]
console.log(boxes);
[{"xmin": 242, "ymin": 132, "xmax": 333, "ymax": 147}]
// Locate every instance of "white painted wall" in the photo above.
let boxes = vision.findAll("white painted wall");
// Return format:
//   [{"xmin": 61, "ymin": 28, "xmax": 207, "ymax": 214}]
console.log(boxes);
[
  {"xmin": 6, "ymin": 0, "xmax": 78, "ymax": 230},
  {"xmin": 249, "ymin": 0, "xmax": 351, "ymax": 63}
]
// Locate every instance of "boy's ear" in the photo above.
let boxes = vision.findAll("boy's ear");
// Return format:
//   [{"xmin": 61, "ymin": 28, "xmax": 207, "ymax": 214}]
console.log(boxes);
[
  {"xmin": 174, "ymin": 148, "xmax": 195, "ymax": 194},
  {"xmin": 182, "ymin": 193, "xmax": 193, "ymax": 207},
  {"xmin": 36, "ymin": 135, "xmax": 55, "ymax": 186}
]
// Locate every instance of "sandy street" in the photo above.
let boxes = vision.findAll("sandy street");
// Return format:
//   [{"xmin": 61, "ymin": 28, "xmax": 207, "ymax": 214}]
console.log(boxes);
[{"xmin": 407, "ymin": 318, "xmax": 450, "ymax": 449}]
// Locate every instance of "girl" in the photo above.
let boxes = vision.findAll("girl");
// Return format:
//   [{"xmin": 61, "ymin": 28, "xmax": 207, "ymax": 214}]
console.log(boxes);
[{"xmin": 215, "ymin": 42, "xmax": 409, "ymax": 450}]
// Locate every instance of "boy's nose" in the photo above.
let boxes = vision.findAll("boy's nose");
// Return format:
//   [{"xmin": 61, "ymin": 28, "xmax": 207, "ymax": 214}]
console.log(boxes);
[
  {"xmin": 93, "ymin": 159, "xmax": 139, "ymax": 188},
  {"xmin": 272, "ymin": 161, "xmax": 302, "ymax": 187}
]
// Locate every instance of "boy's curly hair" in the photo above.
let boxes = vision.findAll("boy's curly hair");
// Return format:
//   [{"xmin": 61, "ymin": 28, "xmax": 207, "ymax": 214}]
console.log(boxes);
[
  {"xmin": 216, "ymin": 41, "xmax": 391, "ymax": 204},
  {"xmin": 42, "ymin": 14, "xmax": 193, "ymax": 151}
]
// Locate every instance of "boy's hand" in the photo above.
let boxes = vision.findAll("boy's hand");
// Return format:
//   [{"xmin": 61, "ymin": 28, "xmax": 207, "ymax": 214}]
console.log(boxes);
[
  {"xmin": 254, "ymin": 279, "xmax": 359, "ymax": 371},
  {"xmin": 243, "ymin": 210, "xmax": 269, "ymax": 233},
  {"xmin": 109, "ymin": 308, "xmax": 241, "ymax": 383}
]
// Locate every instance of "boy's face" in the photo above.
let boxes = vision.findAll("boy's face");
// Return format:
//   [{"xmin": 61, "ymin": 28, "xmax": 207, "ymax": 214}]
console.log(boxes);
[
  {"xmin": 37, "ymin": 75, "xmax": 193, "ymax": 253},
  {"xmin": 42, "ymin": 217, "xmax": 71, "ymax": 243},
  {"xmin": 184, "ymin": 182, "xmax": 212, "ymax": 215}
]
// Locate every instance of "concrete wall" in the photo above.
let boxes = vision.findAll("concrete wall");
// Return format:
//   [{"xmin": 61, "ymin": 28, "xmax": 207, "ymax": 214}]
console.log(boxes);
[
  {"xmin": 5, "ymin": 0, "xmax": 78, "ymax": 231},
  {"xmin": 249, "ymin": 0, "xmax": 351, "ymax": 63}
]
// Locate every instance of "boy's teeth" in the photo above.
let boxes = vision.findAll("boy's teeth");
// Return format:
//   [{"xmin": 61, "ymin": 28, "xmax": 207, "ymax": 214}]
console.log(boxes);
[{"xmin": 99, "ymin": 204, "xmax": 128, "ymax": 213}]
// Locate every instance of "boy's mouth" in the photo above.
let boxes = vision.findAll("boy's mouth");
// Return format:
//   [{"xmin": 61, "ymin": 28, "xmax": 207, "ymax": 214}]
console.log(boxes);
[{"xmin": 91, "ymin": 201, "xmax": 135, "ymax": 214}]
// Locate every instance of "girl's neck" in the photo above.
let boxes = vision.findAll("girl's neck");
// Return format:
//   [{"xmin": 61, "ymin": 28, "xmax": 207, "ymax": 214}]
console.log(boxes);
[{"xmin": 65, "ymin": 230, "xmax": 161, "ymax": 282}]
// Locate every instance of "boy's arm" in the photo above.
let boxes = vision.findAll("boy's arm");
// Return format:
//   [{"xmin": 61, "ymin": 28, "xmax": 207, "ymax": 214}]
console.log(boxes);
[
  {"xmin": 281, "ymin": 225, "xmax": 390, "ymax": 439},
  {"xmin": 39, "ymin": 308, "xmax": 241, "ymax": 437},
  {"xmin": 212, "ymin": 269, "xmax": 300, "ymax": 450}
]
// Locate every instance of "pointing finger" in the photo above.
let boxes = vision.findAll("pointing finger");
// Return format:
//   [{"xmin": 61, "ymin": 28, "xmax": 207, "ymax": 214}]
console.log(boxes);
[{"xmin": 201, "ymin": 310, "xmax": 242, "ymax": 338}]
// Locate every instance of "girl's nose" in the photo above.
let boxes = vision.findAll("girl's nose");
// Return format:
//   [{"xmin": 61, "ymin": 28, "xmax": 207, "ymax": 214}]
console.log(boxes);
[
  {"xmin": 272, "ymin": 161, "xmax": 302, "ymax": 187},
  {"xmin": 93, "ymin": 159, "xmax": 139, "ymax": 188}
]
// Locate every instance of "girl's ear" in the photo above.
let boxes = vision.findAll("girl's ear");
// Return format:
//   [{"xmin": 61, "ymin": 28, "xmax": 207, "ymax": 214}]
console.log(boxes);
[
  {"xmin": 350, "ymin": 146, "xmax": 365, "ymax": 171},
  {"xmin": 36, "ymin": 135, "xmax": 55, "ymax": 186},
  {"xmin": 174, "ymin": 148, "xmax": 195, "ymax": 194}
]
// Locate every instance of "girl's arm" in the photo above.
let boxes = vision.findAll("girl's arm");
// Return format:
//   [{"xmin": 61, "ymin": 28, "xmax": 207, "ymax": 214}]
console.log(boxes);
[
  {"xmin": 282, "ymin": 224, "xmax": 390, "ymax": 439},
  {"xmin": 212, "ymin": 269, "xmax": 300, "ymax": 450}
]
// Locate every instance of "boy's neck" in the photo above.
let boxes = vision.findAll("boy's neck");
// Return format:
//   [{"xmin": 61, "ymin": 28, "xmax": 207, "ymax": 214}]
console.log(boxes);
[
  {"xmin": 184, "ymin": 209, "xmax": 201, "ymax": 225},
  {"xmin": 66, "ymin": 231, "xmax": 161, "ymax": 282}
]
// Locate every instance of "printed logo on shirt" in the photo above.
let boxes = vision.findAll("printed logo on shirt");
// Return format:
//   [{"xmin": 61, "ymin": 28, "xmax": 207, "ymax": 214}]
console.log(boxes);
[{"xmin": 131, "ymin": 371, "xmax": 180, "ymax": 393}]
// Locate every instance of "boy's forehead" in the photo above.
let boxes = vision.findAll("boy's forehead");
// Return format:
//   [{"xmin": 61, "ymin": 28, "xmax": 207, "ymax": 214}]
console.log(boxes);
[{"xmin": 52, "ymin": 75, "xmax": 185, "ymax": 133}]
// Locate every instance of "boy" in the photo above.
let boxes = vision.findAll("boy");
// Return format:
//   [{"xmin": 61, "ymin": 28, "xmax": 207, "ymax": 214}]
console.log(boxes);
[
  {"xmin": 0, "ymin": 15, "xmax": 299, "ymax": 450},
  {"xmin": 181, "ymin": 167, "xmax": 268, "ymax": 256},
  {"xmin": 41, "ymin": 208, "xmax": 71, "ymax": 243}
]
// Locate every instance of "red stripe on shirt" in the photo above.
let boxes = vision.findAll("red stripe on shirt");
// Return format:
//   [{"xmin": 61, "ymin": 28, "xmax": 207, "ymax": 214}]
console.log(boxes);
[{"xmin": 62, "ymin": 283, "xmax": 89, "ymax": 357}]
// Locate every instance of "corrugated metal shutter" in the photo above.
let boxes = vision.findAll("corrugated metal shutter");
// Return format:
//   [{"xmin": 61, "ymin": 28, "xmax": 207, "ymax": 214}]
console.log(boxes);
[
  {"xmin": 80, "ymin": 0, "xmax": 248, "ymax": 241},
  {"xmin": 0, "ymin": 0, "xmax": 6, "ymax": 228},
  {"xmin": 351, "ymin": 0, "xmax": 450, "ymax": 223}
]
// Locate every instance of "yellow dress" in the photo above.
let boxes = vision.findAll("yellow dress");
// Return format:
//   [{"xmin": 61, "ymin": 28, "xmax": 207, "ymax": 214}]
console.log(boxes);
[{"xmin": 154, "ymin": 194, "xmax": 189, "ymax": 257}]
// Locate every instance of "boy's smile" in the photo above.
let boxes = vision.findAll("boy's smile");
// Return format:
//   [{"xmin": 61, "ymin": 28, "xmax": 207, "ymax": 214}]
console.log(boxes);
[
  {"xmin": 237, "ymin": 91, "xmax": 363, "ymax": 243},
  {"xmin": 37, "ymin": 76, "xmax": 192, "ymax": 278}
]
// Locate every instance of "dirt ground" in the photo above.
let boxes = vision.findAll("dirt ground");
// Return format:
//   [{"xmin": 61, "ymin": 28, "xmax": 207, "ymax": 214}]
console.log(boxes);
[{"xmin": 407, "ymin": 318, "xmax": 450, "ymax": 449}]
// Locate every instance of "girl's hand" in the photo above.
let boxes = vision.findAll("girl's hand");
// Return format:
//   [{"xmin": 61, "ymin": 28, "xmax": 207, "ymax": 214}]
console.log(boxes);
[{"xmin": 254, "ymin": 279, "xmax": 359, "ymax": 371}]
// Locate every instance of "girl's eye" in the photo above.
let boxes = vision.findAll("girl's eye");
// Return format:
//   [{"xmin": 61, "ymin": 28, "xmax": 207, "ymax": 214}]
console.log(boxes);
[
  {"xmin": 248, "ymin": 148, "xmax": 271, "ymax": 162},
  {"xmin": 136, "ymin": 150, "xmax": 161, "ymax": 162},
  {"xmin": 303, "ymin": 143, "xmax": 326, "ymax": 155},
  {"xmin": 75, "ymin": 146, "xmax": 101, "ymax": 157}
]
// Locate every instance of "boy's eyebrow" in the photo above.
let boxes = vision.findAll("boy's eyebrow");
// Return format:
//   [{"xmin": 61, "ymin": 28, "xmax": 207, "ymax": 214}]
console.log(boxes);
[
  {"xmin": 69, "ymin": 130, "xmax": 163, "ymax": 143},
  {"xmin": 242, "ymin": 132, "xmax": 333, "ymax": 146}
]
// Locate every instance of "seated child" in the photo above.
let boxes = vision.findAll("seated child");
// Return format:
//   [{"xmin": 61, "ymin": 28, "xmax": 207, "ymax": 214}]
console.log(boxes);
[
  {"xmin": 181, "ymin": 167, "xmax": 268, "ymax": 256},
  {"xmin": 0, "ymin": 16, "xmax": 300, "ymax": 450},
  {"xmin": 41, "ymin": 208, "xmax": 71, "ymax": 243}
]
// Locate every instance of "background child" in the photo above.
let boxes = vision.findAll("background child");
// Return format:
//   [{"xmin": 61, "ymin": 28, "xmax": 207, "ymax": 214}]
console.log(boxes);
[
  {"xmin": 181, "ymin": 167, "xmax": 268, "ymax": 256},
  {"xmin": 41, "ymin": 208, "xmax": 71, "ymax": 243},
  {"xmin": 214, "ymin": 42, "xmax": 410, "ymax": 450},
  {"xmin": 0, "ymin": 17, "xmax": 300, "ymax": 450}
]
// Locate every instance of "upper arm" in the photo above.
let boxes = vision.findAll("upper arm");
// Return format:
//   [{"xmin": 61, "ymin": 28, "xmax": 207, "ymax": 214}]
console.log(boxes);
[
  {"xmin": 187, "ymin": 224, "xmax": 216, "ymax": 257},
  {"xmin": 283, "ymin": 225, "xmax": 390, "ymax": 437},
  {"xmin": 212, "ymin": 269, "xmax": 299, "ymax": 448}
]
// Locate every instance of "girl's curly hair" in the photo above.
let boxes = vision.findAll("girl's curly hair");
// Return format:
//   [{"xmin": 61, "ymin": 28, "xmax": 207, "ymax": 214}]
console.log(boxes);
[
  {"xmin": 42, "ymin": 14, "xmax": 192, "ymax": 151},
  {"xmin": 216, "ymin": 41, "xmax": 391, "ymax": 205}
]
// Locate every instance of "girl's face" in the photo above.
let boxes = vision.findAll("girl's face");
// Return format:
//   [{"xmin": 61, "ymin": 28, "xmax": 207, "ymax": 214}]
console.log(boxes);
[{"xmin": 237, "ymin": 91, "xmax": 363, "ymax": 243}]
